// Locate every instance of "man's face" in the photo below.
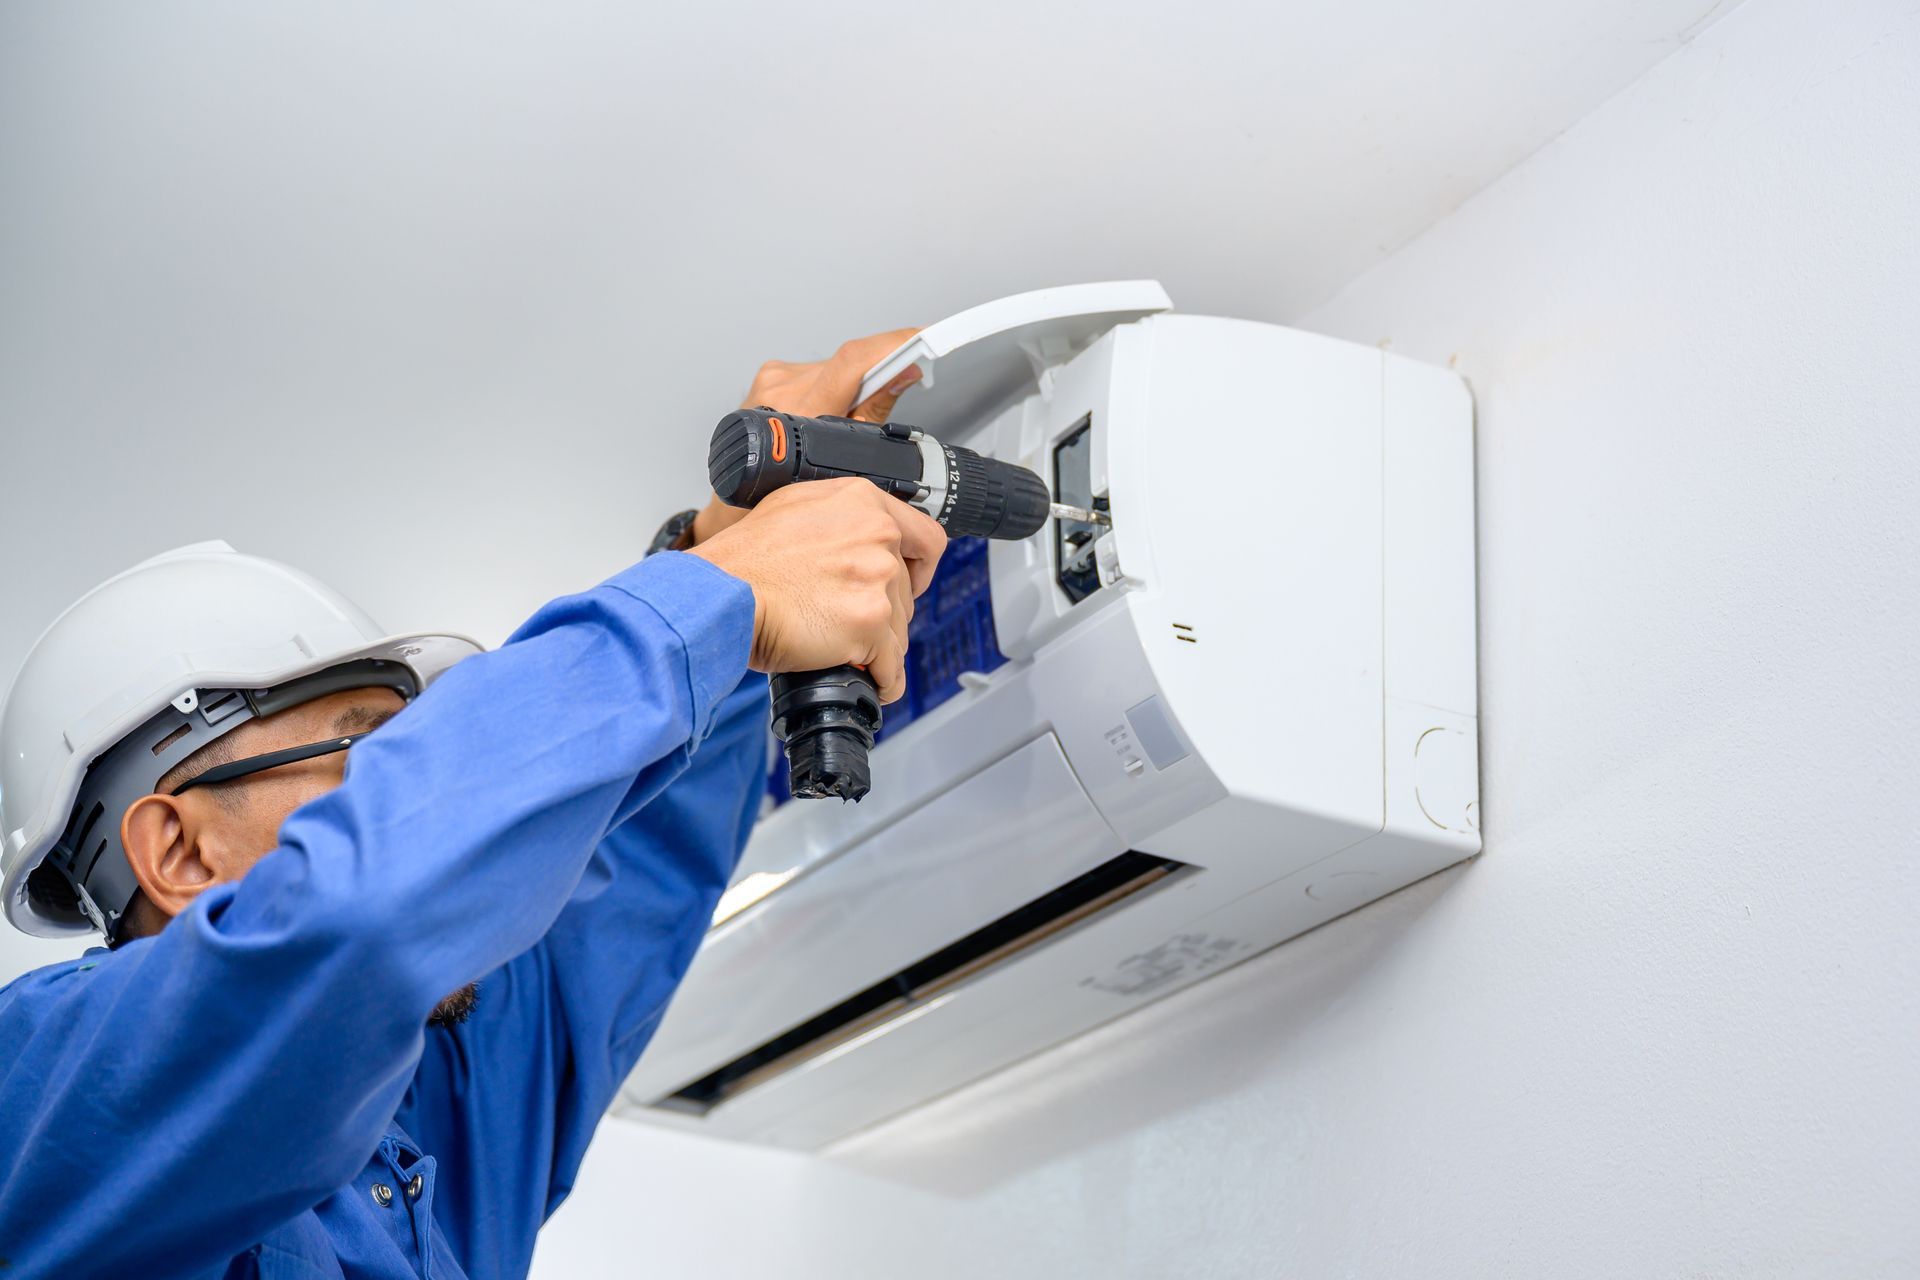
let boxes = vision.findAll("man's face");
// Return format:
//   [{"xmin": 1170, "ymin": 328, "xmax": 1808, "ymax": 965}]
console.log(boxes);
[{"xmin": 124, "ymin": 685, "xmax": 479, "ymax": 1025}]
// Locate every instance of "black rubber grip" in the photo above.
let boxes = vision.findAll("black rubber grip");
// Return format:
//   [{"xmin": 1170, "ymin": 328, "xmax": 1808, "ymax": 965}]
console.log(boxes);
[
  {"xmin": 710, "ymin": 409, "xmax": 923, "ymax": 510},
  {"xmin": 769, "ymin": 665, "xmax": 882, "ymax": 802},
  {"xmin": 709, "ymin": 409, "xmax": 796, "ymax": 507}
]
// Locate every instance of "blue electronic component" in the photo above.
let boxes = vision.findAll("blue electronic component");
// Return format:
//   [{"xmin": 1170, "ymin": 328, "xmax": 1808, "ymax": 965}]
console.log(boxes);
[{"xmin": 765, "ymin": 537, "xmax": 1006, "ymax": 806}]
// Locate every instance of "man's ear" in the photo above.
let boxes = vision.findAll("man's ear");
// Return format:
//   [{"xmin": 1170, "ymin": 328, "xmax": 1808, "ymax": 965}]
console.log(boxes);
[{"xmin": 121, "ymin": 794, "xmax": 218, "ymax": 923}]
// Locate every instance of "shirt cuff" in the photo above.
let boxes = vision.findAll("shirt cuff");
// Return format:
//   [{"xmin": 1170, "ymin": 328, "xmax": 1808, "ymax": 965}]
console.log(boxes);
[{"xmin": 602, "ymin": 552, "xmax": 755, "ymax": 743}]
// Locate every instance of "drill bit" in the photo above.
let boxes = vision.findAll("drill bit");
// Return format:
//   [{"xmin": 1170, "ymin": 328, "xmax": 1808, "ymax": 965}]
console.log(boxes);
[{"xmin": 1050, "ymin": 502, "xmax": 1111, "ymax": 526}]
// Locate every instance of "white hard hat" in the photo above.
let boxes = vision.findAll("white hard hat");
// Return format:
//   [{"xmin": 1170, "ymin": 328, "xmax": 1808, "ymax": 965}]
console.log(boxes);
[{"xmin": 0, "ymin": 541, "xmax": 482, "ymax": 939}]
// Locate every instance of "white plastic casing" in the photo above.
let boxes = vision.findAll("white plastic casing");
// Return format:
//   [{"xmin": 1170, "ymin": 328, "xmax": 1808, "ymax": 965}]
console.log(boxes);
[{"xmin": 616, "ymin": 283, "xmax": 1479, "ymax": 1149}]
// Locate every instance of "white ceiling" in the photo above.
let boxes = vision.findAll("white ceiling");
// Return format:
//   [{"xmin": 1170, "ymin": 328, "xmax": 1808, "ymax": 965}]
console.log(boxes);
[{"xmin": 0, "ymin": 0, "xmax": 1731, "ymax": 661}]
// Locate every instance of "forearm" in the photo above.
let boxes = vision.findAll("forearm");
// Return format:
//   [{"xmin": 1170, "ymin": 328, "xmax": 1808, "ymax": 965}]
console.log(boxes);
[
  {"xmin": 554, "ymin": 678, "xmax": 768, "ymax": 1052},
  {"xmin": 0, "ymin": 552, "xmax": 753, "ymax": 1275},
  {"xmin": 237, "ymin": 551, "xmax": 753, "ymax": 1010},
  {"xmin": 402, "ymin": 673, "xmax": 772, "ymax": 1238}
]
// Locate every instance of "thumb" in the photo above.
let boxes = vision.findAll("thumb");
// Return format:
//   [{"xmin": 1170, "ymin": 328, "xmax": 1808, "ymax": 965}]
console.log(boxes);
[{"xmin": 849, "ymin": 365, "xmax": 923, "ymax": 424}]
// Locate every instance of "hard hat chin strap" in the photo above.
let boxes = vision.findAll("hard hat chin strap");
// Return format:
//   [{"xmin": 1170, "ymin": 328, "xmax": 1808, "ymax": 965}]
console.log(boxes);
[{"xmin": 32, "ymin": 658, "xmax": 418, "ymax": 941}]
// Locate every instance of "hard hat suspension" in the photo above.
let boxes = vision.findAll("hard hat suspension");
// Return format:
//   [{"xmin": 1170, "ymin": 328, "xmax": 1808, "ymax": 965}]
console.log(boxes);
[{"xmin": 32, "ymin": 658, "xmax": 419, "ymax": 941}]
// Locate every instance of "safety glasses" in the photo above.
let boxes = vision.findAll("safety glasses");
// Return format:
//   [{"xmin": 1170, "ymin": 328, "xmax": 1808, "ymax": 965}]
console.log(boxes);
[{"xmin": 168, "ymin": 732, "xmax": 372, "ymax": 796}]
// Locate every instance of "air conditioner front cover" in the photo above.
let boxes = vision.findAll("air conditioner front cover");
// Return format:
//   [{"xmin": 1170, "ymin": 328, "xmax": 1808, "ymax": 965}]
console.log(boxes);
[
  {"xmin": 622, "ymin": 733, "xmax": 1125, "ymax": 1113},
  {"xmin": 857, "ymin": 280, "xmax": 1172, "ymax": 439}
]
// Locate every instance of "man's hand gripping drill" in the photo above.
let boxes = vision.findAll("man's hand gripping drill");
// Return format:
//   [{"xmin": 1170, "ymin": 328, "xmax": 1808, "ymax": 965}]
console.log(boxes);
[{"xmin": 691, "ymin": 334, "xmax": 1059, "ymax": 801}]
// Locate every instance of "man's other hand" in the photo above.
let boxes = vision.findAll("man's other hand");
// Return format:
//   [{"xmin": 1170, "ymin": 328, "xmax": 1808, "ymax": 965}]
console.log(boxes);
[
  {"xmin": 689, "ymin": 329, "xmax": 925, "ymax": 546},
  {"xmin": 689, "ymin": 477, "xmax": 945, "ymax": 704}
]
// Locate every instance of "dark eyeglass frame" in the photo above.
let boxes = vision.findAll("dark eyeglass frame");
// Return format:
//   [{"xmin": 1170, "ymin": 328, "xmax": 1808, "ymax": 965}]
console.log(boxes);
[{"xmin": 168, "ymin": 732, "xmax": 372, "ymax": 796}]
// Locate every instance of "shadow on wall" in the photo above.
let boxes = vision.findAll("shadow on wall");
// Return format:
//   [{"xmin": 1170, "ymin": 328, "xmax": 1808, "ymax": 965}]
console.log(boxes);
[{"xmin": 825, "ymin": 862, "xmax": 1469, "ymax": 1198}]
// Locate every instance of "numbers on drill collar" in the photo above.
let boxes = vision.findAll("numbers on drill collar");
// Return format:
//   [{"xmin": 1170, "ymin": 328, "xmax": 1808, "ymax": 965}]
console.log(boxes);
[{"xmin": 936, "ymin": 444, "xmax": 961, "ymax": 527}]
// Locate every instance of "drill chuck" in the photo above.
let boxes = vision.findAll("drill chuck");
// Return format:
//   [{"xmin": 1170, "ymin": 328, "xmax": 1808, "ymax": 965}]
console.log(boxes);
[
  {"xmin": 708, "ymin": 406, "xmax": 1056, "ymax": 802},
  {"xmin": 943, "ymin": 447, "xmax": 1052, "ymax": 541}
]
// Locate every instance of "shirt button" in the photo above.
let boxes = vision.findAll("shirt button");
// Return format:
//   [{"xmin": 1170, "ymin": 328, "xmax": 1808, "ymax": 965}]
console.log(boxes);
[
  {"xmin": 372, "ymin": 1183, "xmax": 394, "ymax": 1208},
  {"xmin": 407, "ymin": 1174, "xmax": 424, "ymax": 1200}
]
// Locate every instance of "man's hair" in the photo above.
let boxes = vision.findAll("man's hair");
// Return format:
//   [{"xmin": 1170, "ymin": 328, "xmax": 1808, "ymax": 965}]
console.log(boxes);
[{"xmin": 154, "ymin": 729, "xmax": 249, "ymax": 808}]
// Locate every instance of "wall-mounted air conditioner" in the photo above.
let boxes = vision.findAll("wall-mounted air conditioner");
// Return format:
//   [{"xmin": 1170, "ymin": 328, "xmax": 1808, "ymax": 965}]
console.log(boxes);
[{"xmin": 615, "ymin": 281, "xmax": 1480, "ymax": 1148}]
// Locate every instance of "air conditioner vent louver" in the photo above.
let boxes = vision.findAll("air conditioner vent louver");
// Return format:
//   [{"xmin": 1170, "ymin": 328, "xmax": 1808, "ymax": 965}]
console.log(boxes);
[{"xmin": 654, "ymin": 850, "xmax": 1191, "ymax": 1115}]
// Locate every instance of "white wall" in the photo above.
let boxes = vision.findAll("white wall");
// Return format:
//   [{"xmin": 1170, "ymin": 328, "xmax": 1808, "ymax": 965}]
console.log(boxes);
[
  {"xmin": 2, "ymin": 0, "xmax": 1914, "ymax": 1274},
  {"xmin": 0, "ymin": 0, "xmax": 1734, "ymax": 1019},
  {"xmin": 533, "ymin": 0, "xmax": 1920, "ymax": 1275}
]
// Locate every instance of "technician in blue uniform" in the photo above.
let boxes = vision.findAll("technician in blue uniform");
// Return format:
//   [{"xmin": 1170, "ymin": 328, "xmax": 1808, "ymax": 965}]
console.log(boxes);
[{"xmin": 0, "ymin": 333, "xmax": 941, "ymax": 1279}]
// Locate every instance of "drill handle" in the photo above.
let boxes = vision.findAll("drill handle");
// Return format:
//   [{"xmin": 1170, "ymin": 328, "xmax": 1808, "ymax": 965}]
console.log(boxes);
[{"xmin": 709, "ymin": 408, "xmax": 924, "ymax": 510}]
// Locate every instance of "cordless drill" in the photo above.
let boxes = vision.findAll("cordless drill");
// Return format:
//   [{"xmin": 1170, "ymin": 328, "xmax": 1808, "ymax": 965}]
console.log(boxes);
[{"xmin": 709, "ymin": 407, "xmax": 1059, "ymax": 802}]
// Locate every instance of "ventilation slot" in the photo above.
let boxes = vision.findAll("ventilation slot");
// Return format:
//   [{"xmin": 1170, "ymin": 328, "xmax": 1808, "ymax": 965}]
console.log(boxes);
[
  {"xmin": 71, "ymin": 802, "xmax": 109, "ymax": 884},
  {"xmin": 1172, "ymin": 623, "xmax": 1197, "ymax": 644},
  {"xmin": 152, "ymin": 724, "xmax": 193, "ymax": 755},
  {"xmin": 71, "ymin": 801, "xmax": 104, "ymax": 851},
  {"xmin": 654, "ymin": 850, "xmax": 1192, "ymax": 1115}
]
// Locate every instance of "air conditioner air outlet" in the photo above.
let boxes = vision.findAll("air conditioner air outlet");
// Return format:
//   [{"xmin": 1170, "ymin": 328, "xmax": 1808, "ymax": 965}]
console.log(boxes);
[{"xmin": 652, "ymin": 849, "xmax": 1192, "ymax": 1116}]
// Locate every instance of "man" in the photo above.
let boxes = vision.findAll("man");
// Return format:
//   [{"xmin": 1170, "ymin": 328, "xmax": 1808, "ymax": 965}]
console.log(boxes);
[{"xmin": 0, "ymin": 331, "xmax": 944, "ymax": 1279}]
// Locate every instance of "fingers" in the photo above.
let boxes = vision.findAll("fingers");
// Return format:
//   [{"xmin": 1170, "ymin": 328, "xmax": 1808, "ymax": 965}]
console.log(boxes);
[
  {"xmin": 867, "ymin": 568, "xmax": 912, "ymax": 706},
  {"xmin": 860, "ymin": 487, "xmax": 918, "ymax": 705},
  {"xmin": 850, "ymin": 363, "xmax": 923, "ymax": 423},
  {"xmin": 887, "ymin": 561, "xmax": 914, "ymax": 652},
  {"xmin": 741, "ymin": 358, "xmax": 793, "ymax": 408},
  {"xmin": 744, "ymin": 328, "xmax": 922, "ymax": 420},
  {"xmin": 885, "ymin": 502, "xmax": 948, "ymax": 597},
  {"xmin": 720, "ymin": 472, "xmax": 938, "ymax": 694},
  {"xmin": 835, "ymin": 328, "xmax": 921, "ymax": 373},
  {"xmin": 863, "ymin": 491, "xmax": 946, "ymax": 597},
  {"xmin": 866, "ymin": 620, "xmax": 908, "ymax": 705},
  {"xmin": 816, "ymin": 328, "xmax": 919, "ymax": 417}
]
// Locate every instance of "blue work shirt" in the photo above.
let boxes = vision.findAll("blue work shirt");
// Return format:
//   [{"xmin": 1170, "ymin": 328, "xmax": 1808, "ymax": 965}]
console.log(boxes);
[{"xmin": 0, "ymin": 552, "xmax": 767, "ymax": 1279}]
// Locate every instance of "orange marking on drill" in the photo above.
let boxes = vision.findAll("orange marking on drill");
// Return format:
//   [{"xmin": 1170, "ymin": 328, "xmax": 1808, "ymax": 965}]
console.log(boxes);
[{"xmin": 768, "ymin": 416, "xmax": 787, "ymax": 463}]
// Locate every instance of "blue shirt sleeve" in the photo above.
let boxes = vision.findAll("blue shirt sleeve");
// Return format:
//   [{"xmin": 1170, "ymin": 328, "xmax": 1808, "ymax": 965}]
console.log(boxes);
[
  {"xmin": 0, "ymin": 551, "xmax": 753, "ymax": 1280},
  {"xmin": 394, "ymin": 673, "xmax": 768, "ymax": 1277}
]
